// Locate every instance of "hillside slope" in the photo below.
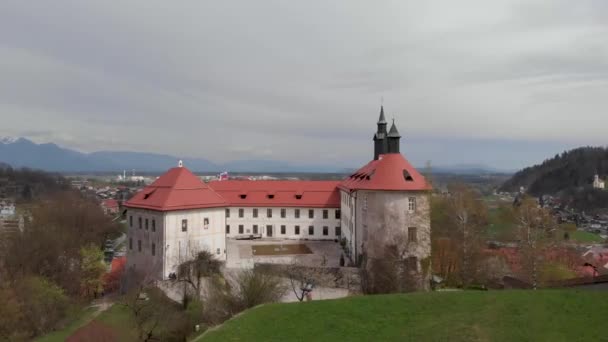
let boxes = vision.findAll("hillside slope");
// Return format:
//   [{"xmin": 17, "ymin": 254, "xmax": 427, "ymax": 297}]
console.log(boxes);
[
  {"xmin": 500, "ymin": 146, "xmax": 608, "ymax": 195},
  {"xmin": 201, "ymin": 290, "xmax": 608, "ymax": 342}
]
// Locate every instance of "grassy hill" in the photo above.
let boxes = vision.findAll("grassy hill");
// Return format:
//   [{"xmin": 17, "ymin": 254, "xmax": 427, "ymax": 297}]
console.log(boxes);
[{"xmin": 201, "ymin": 290, "xmax": 608, "ymax": 342}]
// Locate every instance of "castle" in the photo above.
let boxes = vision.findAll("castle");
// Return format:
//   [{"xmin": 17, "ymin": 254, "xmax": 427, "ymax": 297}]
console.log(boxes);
[{"xmin": 125, "ymin": 106, "xmax": 431, "ymax": 287}]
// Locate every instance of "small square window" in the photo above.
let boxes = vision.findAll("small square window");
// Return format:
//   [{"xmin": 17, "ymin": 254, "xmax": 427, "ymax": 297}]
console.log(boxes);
[
  {"xmin": 181, "ymin": 219, "xmax": 188, "ymax": 232},
  {"xmin": 204, "ymin": 218, "xmax": 209, "ymax": 229},
  {"xmin": 216, "ymin": 248, "xmax": 221, "ymax": 255},
  {"xmin": 323, "ymin": 226, "xmax": 328, "ymax": 236},
  {"xmin": 323, "ymin": 210, "xmax": 328, "ymax": 219},
  {"xmin": 253, "ymin": 224, "xmax": 258, "ymax": 234},
  {"xmin": 281, "ymin": 208, "xmax": 286, "ymax": 218},
  {"xmin": 335, "ymin": 210, "xmax": 341, "ymax": 219},
  {"xmin": 407, "ymin": 256, "xmax": 418, "ymax": 272},
  {"xmin": 308, "ymin": 226, "xmax": 314, "ymax": 235},
  {"xmin": 408, "ymin": 197, "xmax": 417, "ymax": 212},
  {"xmin": 309, "ymin": 209, "xmax": 314, "ymax": 219},
  {"xmin": 335, "ymin": 226, "xmax": 341, "ymax": 236},
  {"xmin": 225, "ymin": 208, "xmax": 230, "ymax": 218},
  {"xmin": 253, "ymin": 208, "xmax": 258, "ymax": 218},
  {"xmin": 239, "ymin": 208, "xmax": 244, "ymax": 218},
  {"xmin": 267, "ymin": 209, "xmax": 272, "ymax": 218},
  {"xmin": 295, "ymin": 209, "xmax": 300, "ymax": 219},
  {"xmin": 226, "ymin": 224, "xmax": 230, "ymax": 234},
  {"xmin": 239, "ymin": 225, "xmax": 244, "ymax": 234},
  {"xmin": 295, "ymin": 225, "xmax": 300, "ymax": 235},
  {"xmin": 281, "ymin": 225, "xmax": 286, "ymax": 234}
]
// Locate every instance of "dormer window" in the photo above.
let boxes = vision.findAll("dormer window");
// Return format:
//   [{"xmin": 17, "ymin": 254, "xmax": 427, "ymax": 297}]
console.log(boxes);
[
  {"xmin": 239, "ymin": 194, "xmax": 247, "ymax": 199},
  {"xmin": 267, "ymin": 194, "xmax": 275, "ymax": 199},
  {"xmin": 295, "ymin": 194, "xmax": 302, "ymax": 199},
  {"xmin": 403, "ymin": 170, "xmax": 414, "ymax": 182}
]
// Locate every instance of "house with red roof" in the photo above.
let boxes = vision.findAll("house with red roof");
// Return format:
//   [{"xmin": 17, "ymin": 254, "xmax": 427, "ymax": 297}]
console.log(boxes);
[
  {"xmin": 124, "ymin": 106, "xmax": 431, "ymax": 288},
  {"xmin": 100, "ymin": 199, "xmax": 119, "ymax": 215}
]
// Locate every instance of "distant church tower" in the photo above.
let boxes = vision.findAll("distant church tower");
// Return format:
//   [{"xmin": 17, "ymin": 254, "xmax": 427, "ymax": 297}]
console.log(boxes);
[{"xmin": 373, "ymin": 106, "xmax": 388, "ymax": 160}]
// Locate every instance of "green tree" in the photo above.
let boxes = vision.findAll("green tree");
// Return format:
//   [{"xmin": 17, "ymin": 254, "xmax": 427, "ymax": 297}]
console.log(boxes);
[
  {"xmin": 80, "ymin": 244, "xmax": 106, "ymax": 298},
  {"xmin": 178, "ymin": 250, "xmax": 223, "ymax": 299},
  {"xmin": 17, "ymin": 276, "xmax": 70, "ymax": 337}
]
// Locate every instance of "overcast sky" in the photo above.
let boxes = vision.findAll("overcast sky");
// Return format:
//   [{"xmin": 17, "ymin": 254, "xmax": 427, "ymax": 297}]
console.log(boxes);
[{"xmin": 1, "ymin": 0, "xmax": 607, "ymax": 170}]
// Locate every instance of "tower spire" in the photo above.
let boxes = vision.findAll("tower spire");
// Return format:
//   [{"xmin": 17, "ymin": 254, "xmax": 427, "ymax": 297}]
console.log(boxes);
[{"xmin": 387, "ymin": 118, "xmax": 401, "ymax": 154}]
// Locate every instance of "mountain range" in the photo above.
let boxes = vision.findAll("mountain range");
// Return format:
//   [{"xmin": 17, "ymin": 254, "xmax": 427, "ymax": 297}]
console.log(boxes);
[
  {"xmin": 0, "ymin": 137, "xmax": 507, "ymax": 174},
  {"xmin": 0, "ymin": 137, "xmax": 347, "ymax": 173}
]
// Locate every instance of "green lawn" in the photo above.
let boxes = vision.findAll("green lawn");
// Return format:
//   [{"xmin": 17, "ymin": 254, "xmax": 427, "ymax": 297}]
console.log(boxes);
[
  {"xmin": 95, "ymin": 303, "xmax": 139, "ymax": 341},
  {"xmin": 569, "ymin": 230, "xmax": 605, "ymax": 243},
  {"xmin": 35, "ymin": 307, "xmax": 98, "ymax": 342},
  {"xmin": 201, "ymin": 290, "xmax": 608, "ymax": 342}
]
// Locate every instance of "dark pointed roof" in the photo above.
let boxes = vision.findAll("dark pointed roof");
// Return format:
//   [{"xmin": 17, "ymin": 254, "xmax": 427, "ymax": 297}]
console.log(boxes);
[
  {"xmin": 378, "ymin": 105, "xmax": 387, "ymax": 124},
  {"xmin": 388, "ymin": 119, "xmax": 401, "ymax": 138}
]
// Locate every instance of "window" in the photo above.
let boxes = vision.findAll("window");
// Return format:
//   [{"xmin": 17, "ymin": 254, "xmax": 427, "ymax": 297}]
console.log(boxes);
[
  {"xmin": 323, "ymin": 210, "xmax": 328, "ymax": 219},
  {"xmin": 281, "ymin": 208, "xmax": 286, "ymax": 218},
  {"xmin": 152, "ymin": 219, "xmax": 156, "ymax": 232},
  {"xmin": 204, "ymin": 218, "xmax": 209, "ymax": 229},
  {"xmin": 267, "ymin": 209, "xmax": 272, "ymax": 218},
  {"xmin": 309, "ymin": 209, "xmax": 314, "ymax": 219},
  {"xmin": 295, "ymin": 225, "xmax": 300, "ymax": 235},
  {"xmin": 129, "ymin": 215, "xmax": 133, "ymax": 228},
  {"xmin": 226, "ymin": 225, "xmax": 230, "ymax": 234},
  {"xmin": 335, "ymin": 210, "xmax": 340, "ymax": 219},
  {"xmin": 403, "ymin": 170, "xmax": 414, "ymax": 182},
  {"xmin": 181, "ymin": 219, "xmax": 188, "ymax": 232},
  {"xmin": 151, "ymin": 243, "xmax": 156, "ymax": 256},
  {"xmin": 216, "ymin": 248, "xmax": 221, "ymax": 255},
  {"xmin": 408, "ymin": 197, "xmax": 416, "ymax": 212},
  {"xmin": 129, "ymin": 238, "xmax": 133, "ymax": 250},
  {"xmin": 295, "ymin": 209, "xmax": 300, "ymax": 218},
  {"xmin": 225, "ymin": 208, "xmax": 230, "ymax": 218},
  {"xmin": 407, "ymin": 256, "xmax": 418, "ymax": 272},
  {"xmin": 253, "ymin": 225, "xmax": 258, "ymax": 234},
  {"xmin": 239, "ymin": 225, "xmax": 244, "ymax": 234},
  {"xmin": 408, "ymin": 227, "xmax": 417, "ymax": 243},
  {"xmin": 281, "ymin": 225, "xmax": 286, "ymax": 234},
  {"xmin": 335, "ymin": 226, "xmax": 341, "ymax": 236},
  {"xmin": 253, "ymin": 208, "xmax": 258, "ymax": 218},
  {"xmin": 308, "ymin": 225, "xmax": 314, "ymax": 235},
  {"xmin": 138, "ymin": 217, "xmax": 142, "ymax": 229},
  {"xmin": 145, "ymin": 218, "xmax": 149, "ymax": 230},
  {"xmin": 239, "ymin": 208, "xmax": 244, "ymax": 218},
  {"xmin": 137, "ymin": 240, "xmax": 141, "ymax": 252},
  {"xmin": 323, "ymin": 226, "xmax": 328, "ymax": 236}
]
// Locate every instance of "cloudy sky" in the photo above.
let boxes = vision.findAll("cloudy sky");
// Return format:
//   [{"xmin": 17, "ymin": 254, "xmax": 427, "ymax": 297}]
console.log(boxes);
[{"xmin": 1, "ymin": 0, "xmax": 607, "ymax": 170}]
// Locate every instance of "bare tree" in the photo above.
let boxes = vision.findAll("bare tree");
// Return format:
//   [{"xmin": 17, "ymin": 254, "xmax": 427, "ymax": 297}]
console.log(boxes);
[
  {"xmin": 285, "ymin": 261, "xmax": 335, "ymax": 302},
  {"xmin": 515, "ymin": 196, "xmax": 556, "ymax": 289},
  {"xmin": 177, "ymin": 250, "xmax": 223, "ymax": 300}
]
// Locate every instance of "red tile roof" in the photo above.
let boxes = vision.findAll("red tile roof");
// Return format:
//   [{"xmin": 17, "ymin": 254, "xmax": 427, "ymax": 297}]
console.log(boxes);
[
  {"xmin": 339, "ymin": 153, "xmax": 431, "ymax": 191},
  {"xmin": 101, "ymin": 199, "xmax": 119, "ymax": 209},
  {"xmin": 208, "ymin": 180, "xmax": 340, "ymax": 208},
  {"xmin": 124, "ymin": 167, "xmax": 226, "ymax": 211}
]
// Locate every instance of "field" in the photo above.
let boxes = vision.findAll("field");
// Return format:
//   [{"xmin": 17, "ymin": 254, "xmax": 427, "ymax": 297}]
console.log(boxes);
[
  {"xmin": 201, "ymin": 290, "xmax": 608, "ymax": 342},
  {"xmin": 570, "ymin": 230, "xmax": 605, "ymax": 243}
]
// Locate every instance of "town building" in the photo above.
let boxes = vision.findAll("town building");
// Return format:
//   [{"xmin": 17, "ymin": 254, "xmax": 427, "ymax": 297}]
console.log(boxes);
[
  {"xmin": 124, "ymin": 106, "xmax": 431, "ymax": 287},
  {"xmin": 101, "ymin": 199, "xmax": 119, "ymax": 215}
]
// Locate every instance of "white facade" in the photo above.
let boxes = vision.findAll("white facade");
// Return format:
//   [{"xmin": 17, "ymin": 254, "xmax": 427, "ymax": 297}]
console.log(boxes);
[
  {"xmin": 225, "ymin": 206, "xmax": 341, "ymax": 240},
  {"xmin": 127, "ymin": 207, "xmax": 226, "ymax": 279}
]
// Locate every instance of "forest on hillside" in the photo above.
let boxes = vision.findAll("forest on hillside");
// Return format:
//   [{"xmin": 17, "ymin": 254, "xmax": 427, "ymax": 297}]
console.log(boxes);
[{"xmin": 499, "ymin": 147, "xmax": 608, "ymax": 211}]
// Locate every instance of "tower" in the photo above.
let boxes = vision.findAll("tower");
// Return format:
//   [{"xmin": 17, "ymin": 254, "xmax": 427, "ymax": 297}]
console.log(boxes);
[
  {"xmin": 387, "ymin": 119, "xmax": 401, "ymax": 154},
  {"xmin": 373, "ymin": 106, "xmax": 388, "ymax": 160}
]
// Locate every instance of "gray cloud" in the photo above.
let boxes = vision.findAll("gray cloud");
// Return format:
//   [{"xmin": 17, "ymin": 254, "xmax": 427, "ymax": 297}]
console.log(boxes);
[{"xmin": 0, "ymin": 0, "xmax": 607, "ymax": 170}]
